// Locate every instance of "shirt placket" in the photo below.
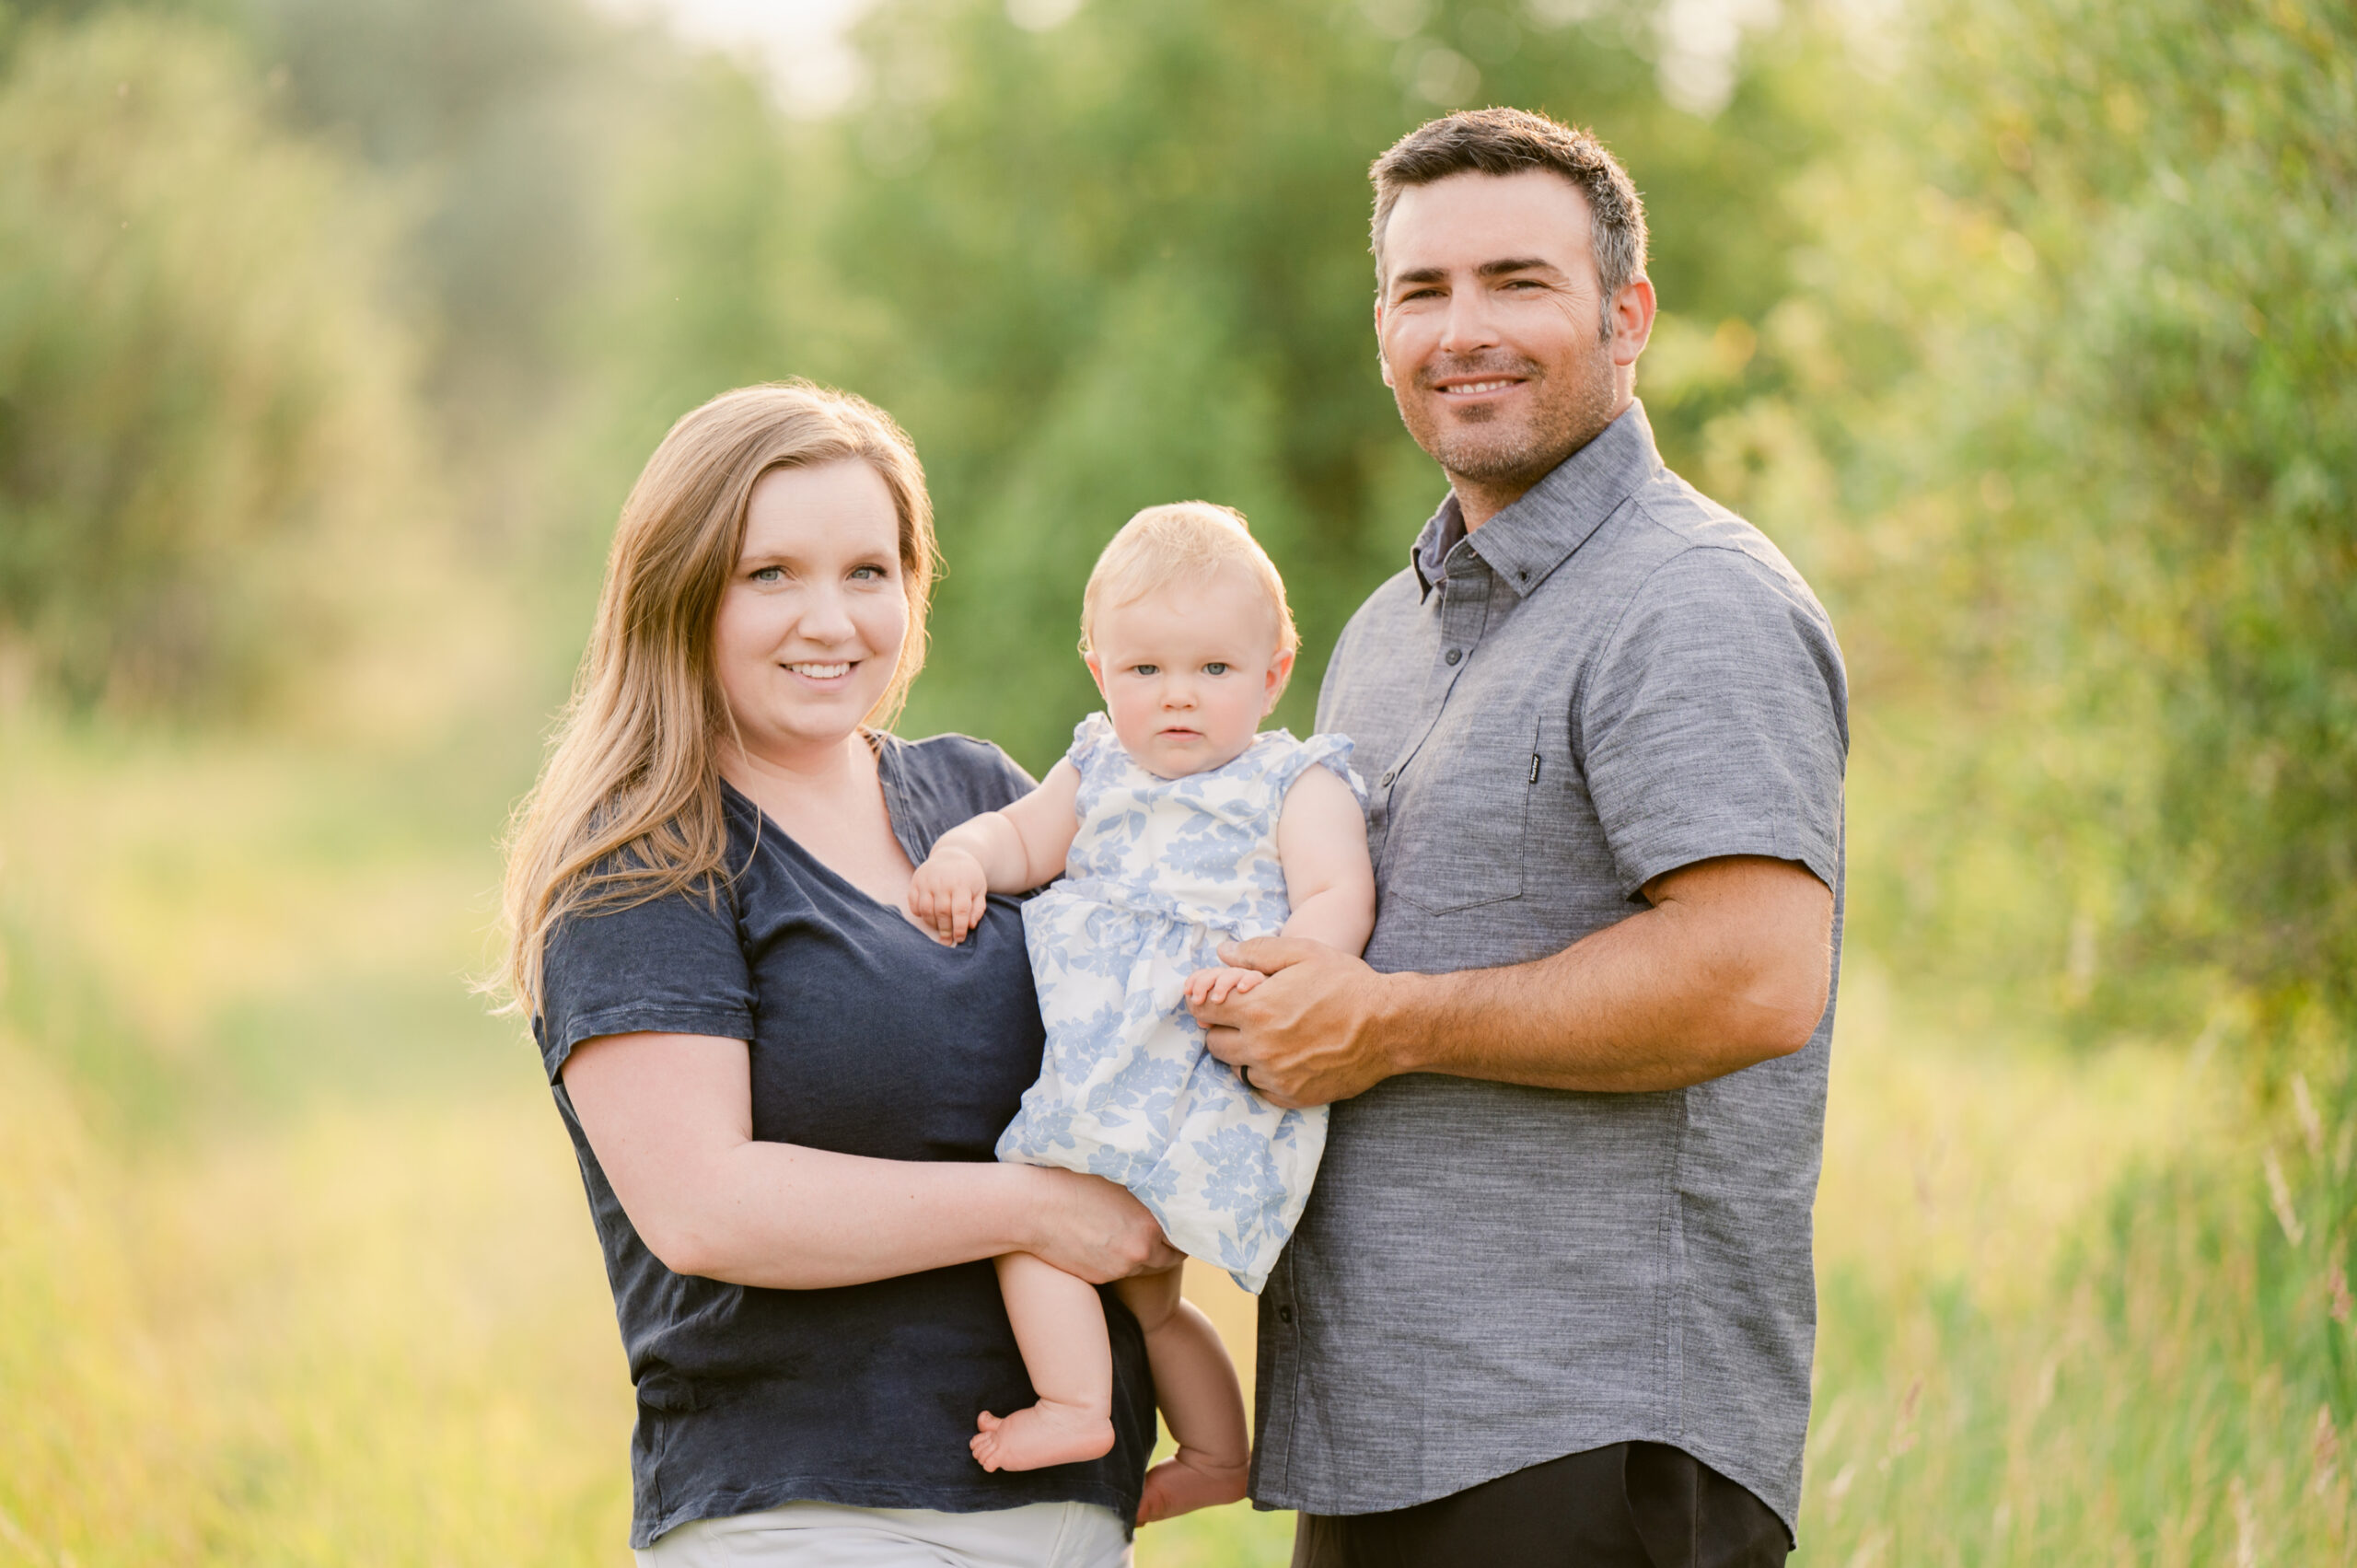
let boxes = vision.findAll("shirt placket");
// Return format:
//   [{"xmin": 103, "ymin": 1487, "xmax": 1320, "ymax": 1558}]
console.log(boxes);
[{"xmin": 1368, "ymin": 557, "xmax": 1495, "ymax": 876}]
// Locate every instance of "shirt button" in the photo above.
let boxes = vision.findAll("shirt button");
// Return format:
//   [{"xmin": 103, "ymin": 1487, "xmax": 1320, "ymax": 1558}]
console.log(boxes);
[
  {"xmin": 1445, "ymin": 648, "xmax": 1462, "ymax": 665},
  {"xmin": 1277, "ymin": 1305, "xmax": 1295, "ymax": 1325},
  {"xmin": 1379, "ymin": 769, "xmax": 1396, "ymax": 786}
]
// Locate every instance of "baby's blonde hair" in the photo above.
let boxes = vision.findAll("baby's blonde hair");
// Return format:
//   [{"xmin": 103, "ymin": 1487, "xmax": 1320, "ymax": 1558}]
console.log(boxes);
[{"xmin": 1080, "ymin": 502, "xmax": 1301, "ymax": 665}]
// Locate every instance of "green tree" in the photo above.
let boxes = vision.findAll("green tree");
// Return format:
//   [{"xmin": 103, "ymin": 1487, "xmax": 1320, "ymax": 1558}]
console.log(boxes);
[
  {"xmin": 0, "ymin": 13, "xmax": 424, "ymax": 711},
  {"xmin": 598, "ymin": 0, "xmax": 1849, "ymax": 769},
  {"xmin": 1714, "ymin": 0, "xmax": 2357, "ymax": 1035}
]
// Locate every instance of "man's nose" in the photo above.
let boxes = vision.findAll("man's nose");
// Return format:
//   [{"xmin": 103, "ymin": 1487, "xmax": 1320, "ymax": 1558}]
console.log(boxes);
[{"xmin": 1436, "ymin": 286, "xmax": 1503, "ymax": 356}]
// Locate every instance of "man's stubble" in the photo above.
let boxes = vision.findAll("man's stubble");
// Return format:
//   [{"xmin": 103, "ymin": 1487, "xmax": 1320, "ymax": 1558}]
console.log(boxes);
[{"xmin": 1399, "ymin": 331, "xmax": 1620, "ymax": 497}]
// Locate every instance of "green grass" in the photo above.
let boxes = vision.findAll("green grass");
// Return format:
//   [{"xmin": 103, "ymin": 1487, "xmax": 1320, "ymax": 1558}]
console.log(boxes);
[{"xmin": 0, "ymin": 706, "xmax": 2348, "ymax": 1566}]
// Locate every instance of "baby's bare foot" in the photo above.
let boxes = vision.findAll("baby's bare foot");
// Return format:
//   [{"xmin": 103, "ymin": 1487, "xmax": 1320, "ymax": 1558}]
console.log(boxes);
[
  {"xmin": 1135, "ymin": 1449, "xmax": 1250, "ymax": 1524},
  {"xmin": 970, "ymin": 1402, "xmax": 1117, "ymax": 1472}
]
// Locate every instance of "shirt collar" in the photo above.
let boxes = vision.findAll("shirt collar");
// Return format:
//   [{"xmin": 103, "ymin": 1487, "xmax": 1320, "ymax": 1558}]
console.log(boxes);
[{"xmin": 1408, "ymin": 399, "xmax": 1663, "ymax": 601}]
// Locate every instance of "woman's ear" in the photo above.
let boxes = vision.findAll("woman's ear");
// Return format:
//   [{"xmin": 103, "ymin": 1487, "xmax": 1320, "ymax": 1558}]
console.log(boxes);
[{"xmin": 1262, "ymin": 648, "xmax": 1296, "ymax": 715}]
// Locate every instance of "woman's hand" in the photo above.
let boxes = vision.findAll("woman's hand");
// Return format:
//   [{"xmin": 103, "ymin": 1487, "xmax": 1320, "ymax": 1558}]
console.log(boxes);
[
  {"xmin": 1019, "ymin": 1167, "xmax": 1184, "ymax": 1283},
  {"xmin": 910, "ymin": 846, "xmax": 990, "ymax": 945}
]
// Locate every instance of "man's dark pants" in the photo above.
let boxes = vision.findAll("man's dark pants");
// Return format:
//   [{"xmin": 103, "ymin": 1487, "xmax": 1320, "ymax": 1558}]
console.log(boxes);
[{"xmin": 1290, "ymin": 1443, "xmax": 1790, "ymax": 1568}]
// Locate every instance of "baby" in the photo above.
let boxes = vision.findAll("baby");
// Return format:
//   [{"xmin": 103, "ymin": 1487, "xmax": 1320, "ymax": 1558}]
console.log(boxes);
[{"xmin": 910, "ymin": 501, "xmax": 1376, "ymax": 1522}]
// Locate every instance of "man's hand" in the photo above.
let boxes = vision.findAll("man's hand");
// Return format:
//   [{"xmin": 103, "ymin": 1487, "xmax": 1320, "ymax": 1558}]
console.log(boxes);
[
  {"xmin": 909, "ymin": 847, "xmax": 989, "ymax": 946},
  {"xmin": 1189, "ymin": 937, "xmax": 1399, "ymax": 1109}
]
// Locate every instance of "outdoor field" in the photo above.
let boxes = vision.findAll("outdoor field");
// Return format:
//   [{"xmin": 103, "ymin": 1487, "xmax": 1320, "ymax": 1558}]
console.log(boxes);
[{"xmin": 1, "ymin": 0, "xmax": 2350, "ymax": 1562}]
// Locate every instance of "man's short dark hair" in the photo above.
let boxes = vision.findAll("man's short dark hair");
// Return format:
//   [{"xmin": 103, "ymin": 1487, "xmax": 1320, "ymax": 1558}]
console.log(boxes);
[{"xmin": 1369, "ymin": 109, "xmax": 1648, "ymax": 339}]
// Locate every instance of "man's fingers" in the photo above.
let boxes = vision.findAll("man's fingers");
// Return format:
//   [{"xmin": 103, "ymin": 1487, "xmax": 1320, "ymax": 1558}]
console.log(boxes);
[{"xmin": 1199, "ymin": 1022, "xmax": 1247, "ymax": 1065}]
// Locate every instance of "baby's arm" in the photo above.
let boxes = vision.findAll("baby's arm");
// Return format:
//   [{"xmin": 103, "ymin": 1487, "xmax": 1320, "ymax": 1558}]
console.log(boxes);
[
  {"xmin": 1272, "ymin": 764, "xmax": 1377, "ymax": 953},
  {"xmin": 909, "ymin": 761, "xmax": 1084, "ymax": 945},
  {"xmin": 1184, "ymin": 764, "xmax": 1376, "ymax": 1005}
]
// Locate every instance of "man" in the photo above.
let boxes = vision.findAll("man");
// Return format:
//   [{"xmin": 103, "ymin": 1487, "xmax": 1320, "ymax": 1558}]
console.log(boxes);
[{"xmin": 1193, "ymin": 109, "xmax": 1847, "ymax": 1565}]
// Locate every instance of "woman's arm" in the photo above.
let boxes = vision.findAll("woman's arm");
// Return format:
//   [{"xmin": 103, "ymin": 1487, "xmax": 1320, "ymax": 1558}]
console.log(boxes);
[
  {"xmin": 911, "ymin": 762, "xmax": 1084, "ymax": 944},
  {"xmin": 562, "ymin": 1028, "xmax": 1179, "ymax": 1289},
  {"xmin": 1273, "ymin": 764, "xmax": 1377, "ymax": 955}
]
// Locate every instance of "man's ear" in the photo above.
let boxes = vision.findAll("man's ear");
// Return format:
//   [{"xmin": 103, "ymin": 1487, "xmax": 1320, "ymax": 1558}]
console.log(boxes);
[
  {"xmin": 1263, "ymin": 648, "xmax": 1296, "ymax": 714},
  {"xmin": 1374, "ymin": 298, "xmax": 1394, "ymax": 389},
  {"xmin": 1610, "ymin": 275, "xmax": 1657, "ymax": 369}
]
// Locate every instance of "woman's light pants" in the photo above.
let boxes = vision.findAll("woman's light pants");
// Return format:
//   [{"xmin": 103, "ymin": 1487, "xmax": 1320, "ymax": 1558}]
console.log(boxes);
[{"xmin": 634, "ymin": 1500, "xmax": 1132, "ymax": 1567}]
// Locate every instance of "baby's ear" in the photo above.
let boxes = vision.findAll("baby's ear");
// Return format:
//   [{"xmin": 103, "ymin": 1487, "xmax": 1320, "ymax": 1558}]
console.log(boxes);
[
  {"xmin": 1083, "ymin": 651, "xmax": 1107, "ymax": 699},
  {"xmin": 1262, "ymin": 648, "xmax": 1296, "ymax": 714}
]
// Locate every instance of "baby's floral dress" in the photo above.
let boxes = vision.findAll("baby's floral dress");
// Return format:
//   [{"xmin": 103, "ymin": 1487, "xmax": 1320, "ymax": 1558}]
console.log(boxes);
[{"xmin": 997, "ymin": 712, "xmax": 1365, "ymax": 1293}]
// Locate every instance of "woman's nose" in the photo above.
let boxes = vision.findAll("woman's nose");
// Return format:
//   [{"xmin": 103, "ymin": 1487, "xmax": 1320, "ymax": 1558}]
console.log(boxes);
[{"xmin": 795, "ymin": 586, "xmax": 858, "ymax": 644}]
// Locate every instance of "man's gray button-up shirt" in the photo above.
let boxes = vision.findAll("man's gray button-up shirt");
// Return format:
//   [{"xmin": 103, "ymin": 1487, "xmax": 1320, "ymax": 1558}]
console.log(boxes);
[{"xmin": 1250, "ymin": 401, "xmax": 1849, "ymax": 1539}]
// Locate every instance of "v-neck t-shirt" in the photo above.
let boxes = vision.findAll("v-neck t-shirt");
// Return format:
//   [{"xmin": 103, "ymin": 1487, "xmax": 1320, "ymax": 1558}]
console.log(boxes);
[{"xmin": 533, "ymin": 732, "xmax": 1156, "ymax": 1550}]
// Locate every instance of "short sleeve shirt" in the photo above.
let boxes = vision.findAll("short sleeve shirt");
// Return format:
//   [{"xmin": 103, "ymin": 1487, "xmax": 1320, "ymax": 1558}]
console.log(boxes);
[
  {"xmin": 1252, "ymin": 402, "xmax": 1849, "ymax": 1537},
  {"xmin": 534, "ymin": 733, "xmax": 1156, "ymax": 1549}
]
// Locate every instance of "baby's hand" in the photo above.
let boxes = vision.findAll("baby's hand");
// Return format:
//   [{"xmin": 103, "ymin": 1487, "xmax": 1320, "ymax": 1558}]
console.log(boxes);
[
  {"xmin": 1183, "ymin": 965, "xmax": 1264, "ymax": 1007},
  {"xmin": 910, "ymin": 848, "xmax": 990, "ymax": 946}
]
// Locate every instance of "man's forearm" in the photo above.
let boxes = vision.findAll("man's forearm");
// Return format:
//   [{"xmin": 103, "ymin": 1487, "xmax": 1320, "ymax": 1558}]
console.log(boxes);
[{"xmin": 1375, "ymin": 859, "xmax": 1833, "ymax": 1093}]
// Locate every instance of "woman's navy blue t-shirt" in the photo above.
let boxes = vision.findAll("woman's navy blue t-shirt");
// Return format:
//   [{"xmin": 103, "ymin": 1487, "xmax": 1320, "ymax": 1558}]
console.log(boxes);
[{"xmin": 533, "ymin": 732, "xmax": 1155, "ymax": 1549}]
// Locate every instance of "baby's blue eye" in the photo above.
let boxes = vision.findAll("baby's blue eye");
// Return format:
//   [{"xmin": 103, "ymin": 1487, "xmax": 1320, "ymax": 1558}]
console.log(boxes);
[
  {"xmin": 1132, "ymin": 663, "xmax": 1158, "ymax": 677},
  {"xmin": 1203, "ymin": 662, "xmax": 1230, "ymax": 676}
]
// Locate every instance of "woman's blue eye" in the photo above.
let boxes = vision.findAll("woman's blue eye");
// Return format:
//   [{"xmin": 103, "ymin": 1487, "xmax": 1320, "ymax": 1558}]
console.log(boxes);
[
  {"xmin": 751, "ymin": 566, "xmax": 784, "ymax": 583},
  {"xmin": 852, "ymin": 563, "xmax": 888, "ymax": 580}
]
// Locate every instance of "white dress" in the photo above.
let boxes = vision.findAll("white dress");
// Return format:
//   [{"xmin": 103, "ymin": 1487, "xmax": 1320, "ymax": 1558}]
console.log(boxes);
[{"xmin": 996, "ymin": 713, "xmax": 1365, "ymax": 1293}]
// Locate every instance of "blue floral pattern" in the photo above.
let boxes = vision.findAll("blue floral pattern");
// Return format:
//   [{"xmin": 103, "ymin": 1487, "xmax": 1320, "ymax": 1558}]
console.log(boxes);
[{"xmin": 996, "ymin": 712, "xmax": 1366, "ymax": 1293}]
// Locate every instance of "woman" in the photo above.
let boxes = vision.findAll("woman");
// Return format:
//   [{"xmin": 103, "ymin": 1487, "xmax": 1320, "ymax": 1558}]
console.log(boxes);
[{"xmin": 497, "ymin": 382, "xmax": 1174, "ymax": 1564}]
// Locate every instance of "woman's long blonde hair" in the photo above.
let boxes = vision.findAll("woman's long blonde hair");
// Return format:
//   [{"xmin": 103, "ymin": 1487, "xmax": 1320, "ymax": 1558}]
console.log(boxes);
[{"xmin": 493, "ymin": 381, "xmax": 938, "ymax": 1017}]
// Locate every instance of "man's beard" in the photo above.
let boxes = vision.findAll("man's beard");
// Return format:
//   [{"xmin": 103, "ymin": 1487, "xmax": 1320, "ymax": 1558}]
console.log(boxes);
[{"xmin": 1401, "ymin": 339, "xmax": 1620, "ymax": 490}]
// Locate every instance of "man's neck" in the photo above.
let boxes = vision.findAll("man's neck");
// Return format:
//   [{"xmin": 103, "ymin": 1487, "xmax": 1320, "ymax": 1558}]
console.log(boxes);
[
  {"xmin": 1449, "ymin": 392, "xmax": 1631, "ymax": 531},
  {"xmin": 1449, "ymin": 475, "xmax": 1537, "ymax": 533}
]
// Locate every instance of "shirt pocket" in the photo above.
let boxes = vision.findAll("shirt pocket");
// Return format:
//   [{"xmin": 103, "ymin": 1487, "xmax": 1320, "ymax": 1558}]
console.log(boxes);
[{"xmin": 1384, "ymin": 709, "xmax": 1538, "ymax": 915}]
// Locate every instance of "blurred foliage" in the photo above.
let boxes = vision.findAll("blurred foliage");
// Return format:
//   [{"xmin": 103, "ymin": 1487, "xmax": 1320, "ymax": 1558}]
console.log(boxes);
[
  {"xmin": 714, "ymin": 0, "xmax": 1845, "ymax": 767},
  {"xmin": 0, "ymin": 12, "xmax": 423, "ymax": 711},
  {"xmin": 1713, "ymin": 0, "xmax": 2357, "ymax": 1037}
]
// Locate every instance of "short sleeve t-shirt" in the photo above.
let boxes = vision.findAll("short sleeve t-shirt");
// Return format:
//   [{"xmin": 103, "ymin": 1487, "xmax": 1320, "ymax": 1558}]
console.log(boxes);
[{"xmin": 533, "ymin": 732, "xmax": 1156, "ymax": 1549}]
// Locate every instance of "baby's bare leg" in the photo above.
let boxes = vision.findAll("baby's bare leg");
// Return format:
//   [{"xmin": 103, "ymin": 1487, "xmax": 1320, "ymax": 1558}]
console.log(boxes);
[
  {"xmin": 1114, "ymin": 1266, "xmax": 1250, "ymax": 1523},
  {"xmin": 972, "ymin": 1253, "xmax": 1117, "ymax": 1471}
]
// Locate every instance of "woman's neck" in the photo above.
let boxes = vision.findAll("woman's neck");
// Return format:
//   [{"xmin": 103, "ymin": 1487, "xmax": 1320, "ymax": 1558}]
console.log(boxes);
[{"xmin": 719, "ymin": 729, "xmax": 873, "ymax": 815}]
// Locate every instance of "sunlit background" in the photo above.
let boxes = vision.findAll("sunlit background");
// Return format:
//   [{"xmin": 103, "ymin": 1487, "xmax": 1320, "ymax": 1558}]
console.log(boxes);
[{"xmin": 1, "ymin": 0, "xmax": 2351, "ymax": 1562}]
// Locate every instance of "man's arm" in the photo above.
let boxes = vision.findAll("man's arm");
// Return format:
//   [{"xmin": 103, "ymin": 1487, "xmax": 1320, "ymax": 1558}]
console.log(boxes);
[{"xmin": 1190, "ymin": 854, "xmax": 1832, "ymax": 1109}]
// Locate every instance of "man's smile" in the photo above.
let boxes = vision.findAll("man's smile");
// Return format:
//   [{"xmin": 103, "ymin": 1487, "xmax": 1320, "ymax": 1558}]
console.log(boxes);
[{"xmin": 1432, "ymin": 377, "xmax": 1526, "ymax": 399}]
